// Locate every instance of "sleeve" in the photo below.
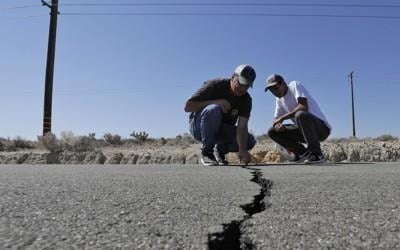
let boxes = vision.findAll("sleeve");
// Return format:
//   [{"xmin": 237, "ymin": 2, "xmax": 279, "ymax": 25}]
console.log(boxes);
[
  {"xmin": 274, "ymin": 99, "xmax": 285, "ymax": 118},
  {"xmin": 292, "ymin": 81, "xmax": 308, "ymax": 100},
  {"xmin": 188, "ymin": 80, "xmax": 217, "ymax": 101}
]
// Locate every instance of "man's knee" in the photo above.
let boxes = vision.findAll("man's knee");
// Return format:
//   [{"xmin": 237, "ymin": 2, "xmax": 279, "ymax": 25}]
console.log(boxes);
[
  {"xmin": 247, "ymin": 133, "xmax": 256, "ymax": 150},
  {"xmin": 201, "ymin": 104, "xmax": 223, "ymax": 120},
  {"xmin": 294, "ymin": 111, "xmax": 311, "ymax": 121},
  {"xmin": 267, "ymin": 126, "xmax": 277, "ymax": 138}
]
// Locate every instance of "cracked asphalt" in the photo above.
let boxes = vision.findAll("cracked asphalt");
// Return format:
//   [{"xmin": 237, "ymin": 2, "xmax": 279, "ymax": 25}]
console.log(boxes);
[
  {"xmin": 1, "ymin": 163, "xmax": 400, "ymax": 249},
  {"xmin": 242, "ymin": 162, "xmax": 400, "ymax": 249},
  {"xmin": 0, "ymin": 165, "xmax": 258, "ymax": 249}
]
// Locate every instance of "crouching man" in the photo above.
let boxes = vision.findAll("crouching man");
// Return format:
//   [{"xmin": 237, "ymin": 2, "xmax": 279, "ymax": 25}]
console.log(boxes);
[
  {"xmin": 265, "ymin": 74, "xmax": 331, "ymax": 164},
  {"xmin": 184, "ymin": 65, "xmax": 257, "ymax": 166}
]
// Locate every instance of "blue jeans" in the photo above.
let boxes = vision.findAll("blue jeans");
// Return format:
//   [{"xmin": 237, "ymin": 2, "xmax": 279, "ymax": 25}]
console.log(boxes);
[{"xmin": 189, "ymin": 104, "xmax": 256, "ymax": 155}]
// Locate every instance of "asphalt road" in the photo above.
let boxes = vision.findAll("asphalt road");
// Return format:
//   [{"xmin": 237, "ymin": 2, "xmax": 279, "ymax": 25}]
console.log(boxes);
[
  {"xmin": 0, "ymin": 163, "xmax": 399, "ymax": 249},
  {"xmin": 243, "ymin": 162, "xmax": 400, "ymax": 249},
  {"xmin": 0, "ymin": 165, "xmax": 258, "ymax": 249}
]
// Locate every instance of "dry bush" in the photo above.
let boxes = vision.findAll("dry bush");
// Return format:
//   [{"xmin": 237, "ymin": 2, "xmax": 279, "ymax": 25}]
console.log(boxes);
[
  {"xmin": 256, "ymin": 133, "xmax": 272, "ymax": 143},
  {"xmin": 375, "ymin": 134, "xmax": 398, "ymax": 141},
  {"xmin": 60, "ymin": 131, "xmax": 96, "ymax": 152},
  {"xmin": 0, "ymin": 137, "xmax": 35, "ymax": 151},
  {"xmin": 0, "ymin": 138, "xmax": 10, "ymax": 151},
  {"xmin": 0, "ymin": 138, "xmax": 14, "ymax": 151},
  {"xmin": 327, "ymin": 137, "xmax": 361, "ymax": 143},
  {"xmin": 37, "ymin": 133, "xmax": 62, "ymax": 153},
  {"xmin": 104, "ymin": 133, "xmax": 122, "ymax": 145},
  {"xmin": 13, "ymin": 137, "xmax": 35, "ymax": 149},
  {"xmin": 167, "ymin": 133, "xmax": 196, "ymax": 146}
]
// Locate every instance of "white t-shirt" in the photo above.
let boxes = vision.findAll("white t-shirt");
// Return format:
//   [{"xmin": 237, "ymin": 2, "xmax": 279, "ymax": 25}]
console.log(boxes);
[{"xmin": 274, "ymin": 81, "xmax": 331, "ymax": 130}]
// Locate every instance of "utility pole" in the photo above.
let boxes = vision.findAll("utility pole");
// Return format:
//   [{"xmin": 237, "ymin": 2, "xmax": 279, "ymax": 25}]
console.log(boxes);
[
  {"xmin": 42, "ymin": 0, "xmax": 59, "ymax": 135},
  {"xmin": 348, "ymin": 71, "xmax": 356, "ymax": 138}
]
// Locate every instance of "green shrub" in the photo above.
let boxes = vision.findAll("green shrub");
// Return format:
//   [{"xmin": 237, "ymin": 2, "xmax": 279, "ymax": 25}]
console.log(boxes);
[
  {"xmin": 130, "ymin": 131, "xmax": 149, "ymax": 143},
  {"xmin": 375, "ymin": 134, "xmax": 398, "ymax": 141},
  {"xmin": 104, "ymin": 133, "xmax": 122, "ymax": 145}
]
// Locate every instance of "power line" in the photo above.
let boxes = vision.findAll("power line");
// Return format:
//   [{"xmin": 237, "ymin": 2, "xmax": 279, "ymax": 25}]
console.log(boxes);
[
  {"xmin": 58, "ymin": 3, "xmax": 400, "ymax": 8},
  {"xmin": 6, "ymin": 2, "xmax": 400, "ymax": 10},
  {"xmin": 60, "ymin": 12, "xmax": 400, "ymax": 19},
  {"xmin": 1, "ymin": 4, "xmax": 42, "ymax": 10},
  {"xmin": 0, "ymin": 15, "xmax": 47, "ymax": 20}
]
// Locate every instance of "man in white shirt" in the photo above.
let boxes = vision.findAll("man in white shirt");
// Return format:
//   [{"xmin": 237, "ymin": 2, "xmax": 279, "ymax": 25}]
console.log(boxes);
[{"xmin": 265, "ymin": 74, "xmax": 331, "ymax": 164}]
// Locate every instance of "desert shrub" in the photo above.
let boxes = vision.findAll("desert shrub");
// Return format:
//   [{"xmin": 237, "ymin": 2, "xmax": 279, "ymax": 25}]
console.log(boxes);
[
  {"xmin": 69, "ymin": 136, "xmax": 96, "ymax": 152},
  {"xmin": 328, "ymin": 137, "xmax": 349, "ymax": 143},
  {"xmin": 130, "ymin": 131, "xmax": 149, "ymax": 143},
  {"xmin": 375, "ymin": 134, "xmax": 398, "ymax": 141},
  {"xmin": 169, "ymin": 133, "xmax": 196, "ymax": 146},
  {"xmin": 256, "ymin": 133, "xmax": 272, "ymax": 143},
  {"xmin": 0, "ymin": 138, "xmax": 8, "ymax": 151},
  {"xmin": 60, "ymin": 131, "xmax": 76, "ymax": 146},
  {"xmin": 37, "ymin": 133, "xmax": 62, "ymax": 153},
  {"xmin": 60, "ymin": 131, "xmax": 96, "ymax": 152},
  {"xmin": 12, "ymin": 137, "xmax": 35, "ymax": 149},
  {"xmin": 327, "ymin": 136, "xmax": 363, "ymax": 143},
  {"xmin": 88, "ymin": 133, "xmax": 96, "ymax": 139},
  {"xmin": 0, "ymin": 137, "xmax": 35, "ymax": 151},
  {"xmin": 104, "ymin": 133, "xmax": 122, "ymax": 145}
]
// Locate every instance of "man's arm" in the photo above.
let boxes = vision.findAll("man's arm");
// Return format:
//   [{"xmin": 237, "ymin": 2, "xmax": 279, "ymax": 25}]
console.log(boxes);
[
  {"xmin": 184, "ymin": 99, "xmax": 231, "ymax": 113},
  {"xmin": 274, "ymin": 97, "xmax": 308, "ymax": 125},
  {"xmin": 237, "ymin": 116, "xmax": 252, "ymax": 164}
]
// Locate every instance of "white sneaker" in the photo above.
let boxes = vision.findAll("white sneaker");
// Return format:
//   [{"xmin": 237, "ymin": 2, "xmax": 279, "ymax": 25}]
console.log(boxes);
[{"xmin": 200, "ymin": 153, "xmax": 218, "ymax": 166}]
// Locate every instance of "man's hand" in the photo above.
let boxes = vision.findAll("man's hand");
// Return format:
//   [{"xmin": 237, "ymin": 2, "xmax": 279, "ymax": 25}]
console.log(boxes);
[
  {"xmin": 238, "ymin": 150, "xmax": 252, "ymax": 165},
  {"xmin": 273, "ymin": 117, "xmax": 283, "ymax": 126},
  {"xmin": 274, "ymin": 122, "xmax": 286, "ymax": 132},
  {"xmin": 214, "ymin": 99, "xmax": 231, "ymax": 113}
]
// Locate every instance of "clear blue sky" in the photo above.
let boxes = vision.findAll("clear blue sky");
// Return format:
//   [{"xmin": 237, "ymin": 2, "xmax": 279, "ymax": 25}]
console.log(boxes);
[{"xmin": 1, "ymin": 0, "xmax": 399, "ymax": 140}]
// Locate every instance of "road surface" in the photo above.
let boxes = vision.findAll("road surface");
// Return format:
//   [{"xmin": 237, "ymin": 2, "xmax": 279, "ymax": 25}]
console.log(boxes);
[{"xmin": 1, "ymin": 163, "xmax": 399, "ymax": 249}]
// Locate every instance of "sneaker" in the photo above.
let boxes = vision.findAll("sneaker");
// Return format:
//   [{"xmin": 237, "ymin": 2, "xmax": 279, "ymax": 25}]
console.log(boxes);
[
  {"xmin": 275, "ymin": 144, "xmax": 296, "ymax": 160},
  {"xmin": 290, "ymin": 151, "xmax": 310, "ymax": 163},
  {"xmin": 304, "ymin": 152, "xmax": 326, "ymax": 164},
  {"xmin": 214, "ymin": 150, "xmax": 228, "ymax": 166},
  {"xmin": 200, "ymin": 153, "xmax": 218, "ymax": 166}
]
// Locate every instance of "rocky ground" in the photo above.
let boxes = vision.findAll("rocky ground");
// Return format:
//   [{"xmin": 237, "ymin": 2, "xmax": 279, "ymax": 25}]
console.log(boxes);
[{"xmin": 0, "ymin": 138, "xmax": 399, "ymax": 165}]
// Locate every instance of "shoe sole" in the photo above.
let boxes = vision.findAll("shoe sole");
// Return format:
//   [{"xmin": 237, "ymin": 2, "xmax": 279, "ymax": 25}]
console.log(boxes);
[
  {"xmin": 290, "ymin": 157, "xmax": 308, "ymax": 164},
  {"xmin": 304, "ymin": 159, "xmax": 327, "ymax": 164},
  {"xmin": 200, "ymin": 158, "xmax": 218, "ymax": 166}
]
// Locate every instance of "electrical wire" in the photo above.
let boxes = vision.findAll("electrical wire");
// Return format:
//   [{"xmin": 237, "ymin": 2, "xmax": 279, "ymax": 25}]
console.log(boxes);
[
  {"xmin": 60, "ymin": 12, "xmax": 400, "ymax": 19},
  {"xmin": 0, "ymin": 15, "xmax": 47, "ymax": 20},
  {"xmin": 58, "ymin": 3, "xmax": 400, "ymax": 8}
]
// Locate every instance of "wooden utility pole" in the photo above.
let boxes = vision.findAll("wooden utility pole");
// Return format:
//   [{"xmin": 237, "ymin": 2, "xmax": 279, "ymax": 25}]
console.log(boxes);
[
  {"xmin": 348, "ymin": 71, "xmax": 356, "ymax": 137},
  {"xmin": 42, "ymin": 0, "xmax": 59, "ymax": 135}
]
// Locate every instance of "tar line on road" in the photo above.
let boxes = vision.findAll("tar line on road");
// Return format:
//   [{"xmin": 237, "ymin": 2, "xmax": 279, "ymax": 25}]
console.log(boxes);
[{"xmin": 207, "ymin": 166, "xmax": 273, "ymax": 250}]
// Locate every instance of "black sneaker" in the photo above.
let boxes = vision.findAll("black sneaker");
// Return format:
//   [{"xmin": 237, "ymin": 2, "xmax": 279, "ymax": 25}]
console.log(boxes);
[
  {"xmin": 214, "ymin": 150, "xmax": 228, "ymax": 166},
  {"xmin": 304, "ymin": 152, "xmax": 326, "ymax": 164},
  {"xmin": 200, "ymin": 153, "xmax": 218, "ymax": 166},
  {"xmin": 290, "ymin": 151, "xmax": 310, "ymax": 163}
]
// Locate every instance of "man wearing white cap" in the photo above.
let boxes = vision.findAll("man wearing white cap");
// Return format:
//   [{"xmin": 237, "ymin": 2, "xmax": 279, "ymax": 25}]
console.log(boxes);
[
  {"xmin": 265, "ymin": 74, "xmax": 331, "ymax": 164},
  {"xmin": 184, "ymin": 65, "xmax": 257, "ymax": 166}
]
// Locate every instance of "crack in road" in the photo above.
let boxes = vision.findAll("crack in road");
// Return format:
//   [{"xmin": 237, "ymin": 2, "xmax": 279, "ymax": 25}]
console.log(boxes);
[{"xmin": 207, "ymin": 166, "xmax": 273, "ymax": 250}]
